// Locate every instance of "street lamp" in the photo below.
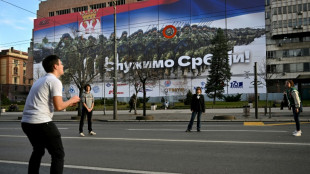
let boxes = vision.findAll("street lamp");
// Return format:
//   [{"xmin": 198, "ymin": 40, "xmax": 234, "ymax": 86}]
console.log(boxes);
[{"xmin": 113, "ymin": 0, "xmax": 118, "ymax": 120}]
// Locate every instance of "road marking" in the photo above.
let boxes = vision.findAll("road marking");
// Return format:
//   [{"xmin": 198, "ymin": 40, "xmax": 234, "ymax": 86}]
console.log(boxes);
[
  {"xmin": 244, "ymin": 122, "xmax": 265, "ymax": 126},
  {"xmin": 127, "ymin": 129, "xmax": 287, "ymax": 133},
  {"xmin": 244, "ymin": 122, "xmax": 310, "ymax": 126},
  {"xmin": 0, "ymin": 160, "xmax": 181, "ymax": 174},
  {"xmin": 1, "ymin": 135, "xmax": 309, "ymax": 146}
]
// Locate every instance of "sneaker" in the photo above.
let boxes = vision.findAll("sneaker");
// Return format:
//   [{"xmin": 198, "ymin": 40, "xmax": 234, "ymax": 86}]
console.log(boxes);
[
  {"xmin": 292, "ymin": 130, "xmax": 302, "ymax": 135},
  {"xmin": 185, "ymin": 129, "xmax": 191, "ymax": 132},
  {"xmin": 79, "ymin": 132, "xmax": 85, "ymax": 137},
  {"xmin": 89, "ymin": 131, "xmax": 96, "ymax": 135},
  {"xmin": 293, "ymin": 131, "xmax": 302, "ymax": 137}
]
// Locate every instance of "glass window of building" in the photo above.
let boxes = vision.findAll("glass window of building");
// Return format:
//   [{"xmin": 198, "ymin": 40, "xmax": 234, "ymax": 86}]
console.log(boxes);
[
  {"xmin": 290, "ymin": 64, "xmax": 297, "ymax": 73},
  {"xmin": 293, "ymin": 5, "xmax": 297, "ymax": 13},
  {"xmin": 278, "ymin": 7, "xmax": 282, "ymax": 14},
  {"xmin": 303, "ymin": 3, "xmax": 308, "ymax": 11},
  {"xmin": 273, "ymin": 21, "xmax": 278, "ymax": 29},
  {"xmin": 288, "ymin": 19, "xmax": 293, "ymax": 27},
  {"xmin": 288, "ymin": 6, "xmax": 292, "ymax": 13},
  {"xmin": 304, "ymin": 18, "xmax": 308, "ymax": 26},
  {"xmin": 283, "ymin": 20, "xmax": 287, "ymax": 28},
  {"xmin": 283, "ymin": 50, "xmax": 289, "ymax": 57},
  {"xmin": 49, "ymin": 12, "xmax": 54, "ymax": 17},
  {"xmin": 298, "ymin": 4, "xmax": 302, "ymax": 12},
  {"xmin": 273, "ymin": 8, "xmax": 277, "ymax": 15},
  {"xmin": 297, "ymin": 63, "xmax": 303, "ymax": 72},
  {"xmin": 304, "ymin": 63, "xmax": 310, "ymax": 72},
  {"xmin": 283, "ymin": 64, "xmax": 290, "ymax": 72},
  {"xmin": 298, "ymin": 18, "xmax": 303, "ymax": 26},
  {"xmin": 302, "ymin": 48, "xmax": 310, "ymax": 56},
  {"xmin": 266, "ymin": 11, "xmax": 270, "ymax": 19},
  {"xmin": 266, "ymin": 0, "xmax": 270, "ymax": 6},
  {"xmin": 283, "ymin": 6, "xmax": 287, "ymax": 14}
]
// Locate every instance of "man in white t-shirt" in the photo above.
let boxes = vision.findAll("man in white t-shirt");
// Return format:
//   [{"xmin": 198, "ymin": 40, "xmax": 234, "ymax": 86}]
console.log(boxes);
[{"xmin": 21, "ymin": 55, "xmax": 80, "ymax": 174}]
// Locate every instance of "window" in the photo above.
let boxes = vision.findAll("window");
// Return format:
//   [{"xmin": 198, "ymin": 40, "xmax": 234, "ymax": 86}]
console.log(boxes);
[
  {"xmin": 303, "ymin": 3, "xmax": 308, "ymax": 11},
  {"xmin": 298, "ymin": 18, "xmax": 303, "ymax": 26},
  {"xmin": 290, "ymin": 64, "xmax": 297, "ymax": 73},
  {"xmin": 298, "ymin": 4, "xmax": 302, "ymax": 12},
  {"xmin": 283, "ymin": 50, "xmax": 289, "ymax": 57},
  {"xmin": 14, "ymin": 77, "xmax": 18, "ymax": 84},
  {"xmin": 267, "ymin": 51, "xmax": 275, "ymax": 58},
  {"xmin": 297, "ymin": 63, "xmax": 303, "ymax": 72},
  {"xmin": 283, "ymin": 6, "xmax": 287, "ymax": 14},
  {"xmin": 293, "ymin": 5, "xmax": 297, "ymax": 13},
  {"xmin": 90, "ymin": 3, "xmax": 106, "ymax": 9},
  {"xmin": 23, "ymin": 70, "xmax": 26, "ymax": 76},
  {"xmin": 13, "ymin": 67, "xmax": 18, "ymax": 75},
  {"xmin": 273, "ymin": 21, "xmax": 278, "ymax": 29},
  {"xmin": 288, "ymin": 6, "xmax": 292, "ymax": 13},
  {"xmin": 266, "ymin": 11, "xmax": 270, "ymax": 19},
  {"xmin": 302, "ymin": 48, "xmax": 309, "ymax": 56},
  {"xmin": 288, "ymin": 19, "xmax": 293, "ymax": 27},
  {"xmin": 72, "ymin": 6, "xmax": 88, "ymax": 13},
  {"xmin": 49, "ymin": 12, "xmax": 54, "ymax": 17},
  {"xmin": 304, "ymin": 18, "xmax": 308, "ymax": 26},
  {"xmin": 56, "ymin": 9, "xmax": 71, "ymax": 15},
  {"xmin": 23, "ymin": 61, "xmax": 26, "ymax": 67},
  {"xmin": 23, "ymin": 77, "xmax": 26, "ymax": 84},
  {"xmin": 278, "ymin": 21, "xmax": 282, "ymax": 28},
  {"xmin": 304, "ymin": 63, "xmax": 310, "ymax": 72},
  {"xmin": 278, "ymin": 7, "xmax": 282, "ymax": 14},
  {"xmin": 283, "ymin": 20, "xmax": 287, "ymax": 28},
  {"xmin": 267, "ymin": 65, "xmax": 277, "ymax": 73},
  {"xmin": 273, "ymin": 8, "xmax": 277, "ymax": 15},
  {"xmin": 265, "ymin": 0, "xmax": 270, "ymax": 6},
  {"xmin": 283, "ymin": 64, "xmax": 290, "ymax": 72}
]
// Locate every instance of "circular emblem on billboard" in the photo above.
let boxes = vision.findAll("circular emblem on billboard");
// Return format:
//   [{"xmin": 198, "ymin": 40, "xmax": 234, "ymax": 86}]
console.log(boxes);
[
  {"xmin": 106, "ymin": 83, "xmax": 111, "ymax": 87},
  {"xmin": 163, "ymin": 25, "xmax": 177, "ymax": 39},
  {"xmin": 164, "ymin": 80, "xmax": 171, "ymax": 87},
  {"xmin": 93, "ymin": 86, "xmax": 99, "ymax": 93}
]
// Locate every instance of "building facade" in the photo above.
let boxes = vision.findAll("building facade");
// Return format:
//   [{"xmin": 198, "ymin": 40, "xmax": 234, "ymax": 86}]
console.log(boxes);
[
  {"xmin": 0, "ymin": 47, "xmax": 33, "ymax": 102},
  {"xmin": 265, "ymin": 0, "xmax": 310, "ymax": 99},
  {"xmin": 37, "ymin": 0, "xmax": 145, "ymax": 18}
]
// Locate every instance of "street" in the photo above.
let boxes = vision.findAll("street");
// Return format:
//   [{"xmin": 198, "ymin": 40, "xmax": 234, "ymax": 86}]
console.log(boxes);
[{"xmin": 0, "ymin": 121, "xmax": 310, "ymax": 174}]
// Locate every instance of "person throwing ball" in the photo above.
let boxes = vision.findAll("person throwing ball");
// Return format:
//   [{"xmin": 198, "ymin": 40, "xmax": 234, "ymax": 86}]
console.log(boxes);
[{"xmin": 21, "ymin": 55, "xmax": 80, "ymax": 174}]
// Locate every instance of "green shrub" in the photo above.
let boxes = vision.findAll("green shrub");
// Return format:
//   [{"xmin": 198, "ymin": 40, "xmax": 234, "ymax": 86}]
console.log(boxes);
[{"xmin": 223, "ymin": 93, "xmax": 242, "ymax": 102}]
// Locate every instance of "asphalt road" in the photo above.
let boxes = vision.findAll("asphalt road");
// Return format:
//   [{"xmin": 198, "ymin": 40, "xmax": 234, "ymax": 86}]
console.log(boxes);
[{"xmin": 0, "ymin": 122, "xmax": 310, "ymax": 174}]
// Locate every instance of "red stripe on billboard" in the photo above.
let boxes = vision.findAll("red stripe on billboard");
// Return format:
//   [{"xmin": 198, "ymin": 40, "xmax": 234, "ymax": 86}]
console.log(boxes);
[{"xmin": 34, "ymin": 0, "xmax": 179, "ymax": 31}]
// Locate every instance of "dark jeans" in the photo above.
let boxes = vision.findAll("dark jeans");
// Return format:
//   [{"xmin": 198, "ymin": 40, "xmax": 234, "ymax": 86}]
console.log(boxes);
[
  {"xmin": 21, "ymin": 122, "xmax": 65, "ymax": 174},
  {"xmin": 187, "ymin": 111, "xmax": 202, "ymax": 131},
  {"xmin": 79, "ymin": 108, "xmax": 93, "ymax": 133},
  {"xmin": 292, "ymin": 106, "xmax": 301, "ymax": 131}
]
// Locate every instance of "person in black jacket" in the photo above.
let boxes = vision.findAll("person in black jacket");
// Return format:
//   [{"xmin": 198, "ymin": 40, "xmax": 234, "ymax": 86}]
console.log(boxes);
[{"xmin": 186, "ymin": 87, "xmax": 205, "ymax": 132}]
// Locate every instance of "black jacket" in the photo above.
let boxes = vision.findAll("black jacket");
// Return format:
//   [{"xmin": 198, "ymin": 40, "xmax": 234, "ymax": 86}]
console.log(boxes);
[{"xmin": 191, "ymin": 94, "xmax": 205, "ymax": 112}]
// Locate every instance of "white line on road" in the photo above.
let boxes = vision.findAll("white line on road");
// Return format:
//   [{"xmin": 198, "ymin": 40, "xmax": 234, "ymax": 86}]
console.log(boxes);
[
  {"xmin": 1, "ymin": 135, "xmax": 310, "ymax": 146},
  {"xmin": 0, "ymin": 160, "xmax": 181, "ymax": 174},
  {"xmin": 128, "ymin": 129, "xmax": 288, "ymax": 133}
]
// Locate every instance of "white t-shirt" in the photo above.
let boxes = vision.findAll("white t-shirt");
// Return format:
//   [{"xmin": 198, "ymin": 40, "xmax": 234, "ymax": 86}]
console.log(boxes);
[{"xmin": 21, "ymin": 73, "xmax": 63, "ymax": 124}]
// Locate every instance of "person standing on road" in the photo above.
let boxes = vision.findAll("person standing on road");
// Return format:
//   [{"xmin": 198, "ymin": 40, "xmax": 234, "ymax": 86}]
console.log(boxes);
[
  {"xmin": 79, "ymin": 84, "xmax": 96, "ymax": 137},
  {"xmin": 21, "ymin": 55, "xmax": 80, "ymax": 174},
  {"xmin": 285, "ymin": 80, "xmax": 302, "ymax": 136},
  {"xmin": 186, "ymin": 87, "xmax": 205, "ymax": 132}
]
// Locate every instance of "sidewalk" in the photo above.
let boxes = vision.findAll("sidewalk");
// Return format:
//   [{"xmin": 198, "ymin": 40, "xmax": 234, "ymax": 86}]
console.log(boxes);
[{"xmin": 1, "ymin": 107, "xmax": 310, "ymax": 122}]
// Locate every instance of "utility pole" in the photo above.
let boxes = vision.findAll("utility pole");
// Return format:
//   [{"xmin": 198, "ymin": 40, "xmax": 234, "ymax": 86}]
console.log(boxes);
[
  {"xmin": 113, "ymin": 0, "xmax": 118, "ymax": 120},
  {"xmin": 254, "ymin": 62, "xmax": 258, "ymax": 119}
]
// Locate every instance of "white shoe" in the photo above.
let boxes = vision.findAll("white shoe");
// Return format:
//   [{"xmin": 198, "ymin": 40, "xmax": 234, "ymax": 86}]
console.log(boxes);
[
  {"xmin": 79, "ymin": 132, "xmax": 85, "ymax": 137},
  {"xmin": 293, "ymin": 131, "xmax": 302, "ymax": 137},
  {"xmin": 292, "ymin": 130, "xmax": 302, "ymax": 135},
  {"xmin": 89, "ymin": 131, "xmax": 96, "ymax": 135}
]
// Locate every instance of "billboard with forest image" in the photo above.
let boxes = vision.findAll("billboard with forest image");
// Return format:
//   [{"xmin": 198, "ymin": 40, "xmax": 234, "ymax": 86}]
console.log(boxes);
[{"xmin": 33, "ymin": 0, "xmax": 266, "ymax": 99}]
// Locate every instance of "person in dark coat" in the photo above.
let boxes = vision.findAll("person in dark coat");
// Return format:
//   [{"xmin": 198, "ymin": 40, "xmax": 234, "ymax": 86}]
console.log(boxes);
[{"xmin": 186, "ymin": 87, "xmax": 205, "ymax": 132}]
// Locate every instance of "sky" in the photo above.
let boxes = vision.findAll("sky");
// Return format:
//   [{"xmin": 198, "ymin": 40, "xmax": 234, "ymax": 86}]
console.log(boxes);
[{"xmin": 0, "ymin": 0, "xmax": 41, "ymax": 52}]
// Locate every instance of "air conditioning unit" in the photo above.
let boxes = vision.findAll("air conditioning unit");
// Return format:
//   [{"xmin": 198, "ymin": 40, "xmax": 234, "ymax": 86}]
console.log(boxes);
[{"xmin": 298, "ymin": 11, "xmax": 303, "ymax": 15}]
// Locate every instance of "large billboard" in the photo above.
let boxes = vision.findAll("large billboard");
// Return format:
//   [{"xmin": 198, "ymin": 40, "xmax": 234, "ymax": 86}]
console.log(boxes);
[{"xmin": 33, "ymin": 0, "xmax": 266, "ymax": 98}]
